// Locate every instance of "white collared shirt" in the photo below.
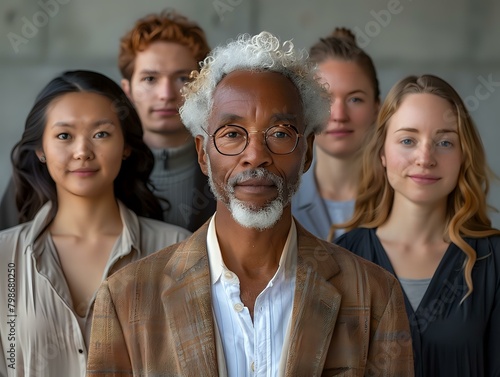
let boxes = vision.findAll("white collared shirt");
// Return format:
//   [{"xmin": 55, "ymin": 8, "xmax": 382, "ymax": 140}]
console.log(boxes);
[{"xmin": 207, "ymin": 215, "xmax": 297, "ymax": 377}]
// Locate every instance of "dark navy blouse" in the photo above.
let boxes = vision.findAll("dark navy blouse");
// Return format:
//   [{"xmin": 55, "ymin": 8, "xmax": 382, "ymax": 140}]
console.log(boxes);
[{"xmin": 336, "ymin": 228, "xmax": 500, "ymax": 377}]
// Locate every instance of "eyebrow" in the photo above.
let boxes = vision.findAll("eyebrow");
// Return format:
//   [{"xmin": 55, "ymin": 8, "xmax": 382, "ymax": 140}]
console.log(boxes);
[
  {"xmin": 50, "ymin": 119, "xmax": 117, "ymax": 128},
  {"xmin": 270, "ymin": 113, "xmax": 298, "ymax": 123},
  {"xmin": 215, "ymin": 113, "xmax": 298, "ymax": 124},
  {"xmin": 138, "ymin": 69, "xmax": 193, "ymax": 76},
  {"xmin": 326, "ymin": 87, "xmax": 369, "ymax": 96},
  {"xmin": 394, "ymin": 127, "xmax": 458, "ymax": 134},
  {"xmin": 346, "ymin": 89, "xmax": 369, "ymax": 96}
]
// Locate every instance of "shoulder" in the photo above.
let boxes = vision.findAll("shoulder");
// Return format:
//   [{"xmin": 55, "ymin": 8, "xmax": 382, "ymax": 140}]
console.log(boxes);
[
  {"xmin": 298, "ymin": 228, "xmax": 397, "ymax": 293},
  {"xmin": 137, "ymin": 216, "xmax": 192, "ymax": 241},
  {"xmin": 465, "ymin": 234, "xmax": 500, "ymax": 262},
  {"xmin": 0, "ymin": 222, "xmax": 33, "ymax": 252},
  {"xmin": 105, "ymin": 223, "xmax": 207, "ymax": 296},
  {"xmin": 330, "ymin": 238, "xmax": 395, "ymax": 284},
  {"xmin": 105, "ymin": 241, "xmax": 187, "ymax": 297},
  {"xmin": 0, "ymin": 222, "xmax": 41, "ymax": 277},
  {"xmin": 334, "ymin": 227, "xmax": 374, "ymax": 250},
  {"xmin": 118, "ymin": 201, "xmax": 192, "ymax": 249},
  {"xmin": 292, "ymin": 167, "xmax": 317, "ymax": 209}
]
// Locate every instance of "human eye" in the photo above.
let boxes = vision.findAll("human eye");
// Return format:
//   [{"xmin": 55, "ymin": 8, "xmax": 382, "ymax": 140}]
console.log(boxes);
[
  {"xmin": 94, "ymin": 131, "xmax": 110, "ymax": 139},
  {"xmin": 437, "ymin": 140, "xmax": 453, "ymax": 148},
  {"xmin": 178, "ymin": 75, "xmax": 191, "ymax": 84},
  {"xmin": 141, "ymin": 76, "xmax": 156, "ymax": 84},
  {"xmin": 216, "ymin": 125, "xmax": 246, "ymax": 140},
  {"xmin": 269, "ymin": 125, "xmax": 295, "ymax": 140},
  {"xmin": 400, "ymin": 138, "xmax": 414, "ymax": 146},
  {"xmin": 57, "ymin": 133, "xmax": 70, "ymax": 140},
  {"xmin": 349, "ymin": 97, "xmax": 364, "ymax": 104}
]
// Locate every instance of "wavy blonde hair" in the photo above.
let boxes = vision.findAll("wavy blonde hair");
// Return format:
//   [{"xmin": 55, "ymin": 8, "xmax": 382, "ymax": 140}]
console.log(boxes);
[{"xmin": 330, "ymin": 74, "xmax": 500, "ymax": 300}]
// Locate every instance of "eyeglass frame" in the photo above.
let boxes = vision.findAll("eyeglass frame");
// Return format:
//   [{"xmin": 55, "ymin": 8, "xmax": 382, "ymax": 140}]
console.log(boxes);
[{"xmin": 202, "ymin": 124, "xmax": 305, "ymax": 156}]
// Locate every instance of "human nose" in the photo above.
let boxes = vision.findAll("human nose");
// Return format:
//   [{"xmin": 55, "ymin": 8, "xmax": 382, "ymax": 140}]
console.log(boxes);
[
  {"xmin": 73, "ymin": 137, "xmax": 94, "ymax": 160},
  {"xmin": 240, "ymin": 130, "xmax": 272, "ymax": 167},
  {"xmin": 331, "ymin": 98, "xmax": 348, "ymax": 122},
  {"xmin": 158, "ymin": 78, "xmax": 177, "ymax": 101},
  {"xmin": 415, "ymin": 143, "xmax": 436, "ymax": 167}
]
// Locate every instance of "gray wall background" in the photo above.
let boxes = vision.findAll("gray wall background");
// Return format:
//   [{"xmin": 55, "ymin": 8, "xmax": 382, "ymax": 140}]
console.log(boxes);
[{"xmin": 1, "ymin": 0, "xmax": 499, "ymax": 227}]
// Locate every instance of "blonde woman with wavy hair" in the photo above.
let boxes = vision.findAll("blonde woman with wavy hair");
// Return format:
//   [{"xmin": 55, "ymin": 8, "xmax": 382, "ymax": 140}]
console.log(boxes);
[{"xmin": 335, "ymin": 74, "xmax": 500, "ymax": 377}]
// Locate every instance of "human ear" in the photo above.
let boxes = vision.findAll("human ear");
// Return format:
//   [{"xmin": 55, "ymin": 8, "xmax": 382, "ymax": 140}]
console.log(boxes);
[
  {"xmin": 195, "ymin": 135, "xmax": 209, "ymax": 176},
  {"xmin": 35, "ymin": 150, "xmax": 45, "ymax": 162},
  {"xmin": 121, "ymin": 79, "xmax": 132, "ymax": 100},
  {"xmin": 302, "ymin": 133, "xmax": 315, "ymax": 173},
  {"xmin": 122, "ymin": 145, "xmax": 132, "ymax": 160},
  {"xmin": 380, "ymin": 150, "xmax": 386, "ymax": 167}
]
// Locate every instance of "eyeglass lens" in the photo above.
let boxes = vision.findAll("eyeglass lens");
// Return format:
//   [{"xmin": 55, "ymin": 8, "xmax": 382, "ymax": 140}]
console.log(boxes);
[{"xmin": 213, "ymin": 125, "xmax": 299, "ymax": 155}]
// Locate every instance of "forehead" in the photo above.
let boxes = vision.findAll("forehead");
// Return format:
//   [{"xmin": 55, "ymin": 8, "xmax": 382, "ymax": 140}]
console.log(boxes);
[
  {"xmin": 45, "ymin": 92, "xmax": 119, "ymax": 123},
  {"xmin": 388, "ymin": 93, "xmax": 457, "ymax": 132},
  {"xmin": 210, "ymin": 70, "xmax": 303, "ymax": 127},
  {"xmin": 133, "ymin": 41, "xmax": 198, "ymax": 75},
  {"xmin": 317, "ymin": 59, "xmax": 374, "ymax": 95}
]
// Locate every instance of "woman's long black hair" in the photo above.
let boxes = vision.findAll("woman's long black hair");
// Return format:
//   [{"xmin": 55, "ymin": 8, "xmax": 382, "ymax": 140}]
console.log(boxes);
[{"xmin": 11, "ymin": 70, "xmax": 163, "ymax": 222}]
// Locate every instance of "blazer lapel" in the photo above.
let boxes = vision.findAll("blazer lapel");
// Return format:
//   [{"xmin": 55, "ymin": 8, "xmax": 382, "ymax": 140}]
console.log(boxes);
[
  {"xmin": 162, "ymin": 223, "xmax": 220, "ymax": 377},
  {"xmin": 284, "ymin": 227, "xmax": 342, "ymax": 376}
]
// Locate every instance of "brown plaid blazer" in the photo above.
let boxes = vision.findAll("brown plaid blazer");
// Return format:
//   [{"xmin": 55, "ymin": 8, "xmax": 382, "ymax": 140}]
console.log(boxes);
[{"xmin": 87, "ymin": 221, "xmax": 414, "ymax": 376}]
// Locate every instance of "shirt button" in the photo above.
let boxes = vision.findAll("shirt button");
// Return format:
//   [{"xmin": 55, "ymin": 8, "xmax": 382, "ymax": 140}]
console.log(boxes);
[
  {"xmin": 78, "ymin": 349, "xmax": 83, "ymax": 354},
  {"xmin": 234, "ymin": 303, "xmax": 244, "ymax": 312},
  {"xmin": 224, "ymin": 271, "xmax": 233, "ymax": 280},
  {"xmin": 251, "ymin": 361, "xmax": 255, "ymax": 371}
]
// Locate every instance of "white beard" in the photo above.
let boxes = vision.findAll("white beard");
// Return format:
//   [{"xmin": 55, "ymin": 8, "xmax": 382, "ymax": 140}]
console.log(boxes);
[{"xmin": 206, "ymin": 155, "xmax": 305, "ymax": 231}]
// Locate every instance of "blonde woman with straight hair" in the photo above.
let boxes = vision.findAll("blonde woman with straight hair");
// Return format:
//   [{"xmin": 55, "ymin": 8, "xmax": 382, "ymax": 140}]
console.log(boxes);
[{"xmin": 335, "ymin": 74, "xmax": 500, "ymax": 377}]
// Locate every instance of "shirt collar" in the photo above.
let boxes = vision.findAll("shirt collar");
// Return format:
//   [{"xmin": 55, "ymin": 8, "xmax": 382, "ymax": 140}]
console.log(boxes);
[
  {"xmin": 28, "ymin": 200, "xmax": 140, "ymax": 261},
  {"xmin": 150, "ymin": 139, "xmax": 197, "ymax": 172},
  {"xmin": 207, "ymin": 213, "xmax": 297, "ymax": 285}
]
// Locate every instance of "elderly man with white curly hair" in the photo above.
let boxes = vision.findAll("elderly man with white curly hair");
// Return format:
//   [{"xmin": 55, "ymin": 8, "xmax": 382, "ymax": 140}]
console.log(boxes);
[{"xmin": 86, "ymin": 31, "xmax": 414, "ymax": 377}]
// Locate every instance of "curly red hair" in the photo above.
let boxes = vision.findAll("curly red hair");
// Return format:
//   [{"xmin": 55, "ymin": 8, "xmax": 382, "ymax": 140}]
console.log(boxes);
[{"xmin": 118, "ymin": 10, "xmax": 210, "ymax": 80}]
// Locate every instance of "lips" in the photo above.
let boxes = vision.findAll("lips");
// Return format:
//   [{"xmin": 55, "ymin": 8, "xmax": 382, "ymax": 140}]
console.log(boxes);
[
  {"xmin": 71, "ymin": 168, "xmax": 98, "ymax": 177},
  {"xmin": 237, "ymin": 177, "xmax": 274, "ymax": 187},
  {"xmin": 237, "ymin": 178, "xmax": 275, "ymax": 187},
  {"xmin": 409, "ymin": 174, "xmax": 440, "ymax": 184},
  {"xmin": 232, "ymin": 176, "xmax": 278, "ymax": 197},
  {"xmin": 152, "ymin": 108, "xmax": 178, "ymax": 116},
  {"xmin": 324, "ymin": 128, "xmax": 353, "ymax": 136}
]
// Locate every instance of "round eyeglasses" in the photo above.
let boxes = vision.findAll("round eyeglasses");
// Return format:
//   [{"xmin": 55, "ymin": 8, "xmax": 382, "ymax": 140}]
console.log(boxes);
[{"xmin": 205, "ymin": 124, "xmax": 304, "ymax": 156}]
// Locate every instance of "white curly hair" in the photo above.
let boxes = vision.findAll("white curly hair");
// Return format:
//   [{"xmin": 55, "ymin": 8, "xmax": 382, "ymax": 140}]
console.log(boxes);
[{"xmin": 179, "ymin": 31, "xmax": 331, "ymax": 139}]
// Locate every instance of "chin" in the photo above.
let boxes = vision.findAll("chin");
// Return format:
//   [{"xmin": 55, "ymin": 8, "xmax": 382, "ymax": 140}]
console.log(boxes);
[{"xmin": 230, "ymin": 198, "xmax": 283, "ymax": 231}]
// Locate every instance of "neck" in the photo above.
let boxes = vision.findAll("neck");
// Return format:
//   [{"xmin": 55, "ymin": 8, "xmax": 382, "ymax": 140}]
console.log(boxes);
[
  {"xmin": 379, "ymin": 196, "xmax": 448, "ymax": 244},
  {"xmin": 214, "ymin": 205, "xmax": 292, "ymax": 278},
  {"xmin": 314, "ymin": 146, "xmax": 361, "ymax": 201},
  {"xmin": 51, "ymin": 191, "xmax": 122, "ymax": 237},
  {"xmin": 143, "ymin": 129, "xmax": 193, "ymax": 149}
]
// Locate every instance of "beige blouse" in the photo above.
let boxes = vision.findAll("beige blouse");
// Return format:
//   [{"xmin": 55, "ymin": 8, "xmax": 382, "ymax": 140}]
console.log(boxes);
[{"xmin": 0, "ymin": 201, "xmax": 191, "ymax": 377}]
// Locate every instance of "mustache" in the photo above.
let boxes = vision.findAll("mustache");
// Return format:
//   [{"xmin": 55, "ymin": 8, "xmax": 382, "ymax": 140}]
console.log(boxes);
[{"xmin": 227, "ymin": 168, "xmax": 283, "ymax": 191}]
